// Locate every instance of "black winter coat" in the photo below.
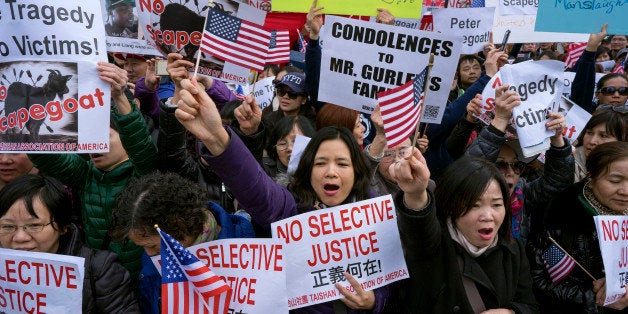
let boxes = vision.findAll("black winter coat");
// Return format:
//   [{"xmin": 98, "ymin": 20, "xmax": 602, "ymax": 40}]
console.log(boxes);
[{"xmin": 58, "ymin": 224, "xmax": 140, "ymax": 313}]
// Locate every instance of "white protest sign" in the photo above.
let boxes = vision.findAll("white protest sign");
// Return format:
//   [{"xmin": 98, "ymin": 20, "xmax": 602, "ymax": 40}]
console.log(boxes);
[
  {"xmin": 593, "ymin": 216, "xmax": 628, "ymax": 307},
  {"xmin": 0, "ymin": 0, "xmax": 112, "ymax": 153},
  {"xmin": 99, "ymin": 0, "xmax": 161, "ymax": 55},
  {"xmin": 319, "ymin": 15, "xmax": 461, "ymax": 124},
  {"xmin": 253, "ymin": 76, "xmax": 276, "ymax": 111},
  {"xmin": 0, "ymin": 248, "xmax": 85, "ymax": 313},
  {"xmin": 487, "ymin": 0, "xmax": 588, "ymax": 43},
  {"xmin": 368, "ymin": 17, "xmax": 422, "ymax": 30},
  {"xmin": 432, "ymin": 7, "xmax": 495, "ymax": 54},
  {"xmin": 271, "ymin": 195, "xmax": 409, "ymax": 309},
  {"xmin": 499, "ymin": 60, "xmax": 564, "ymax": 147},
  {"xmin": 137, "ymin": 0, "xmax": 265, "ymax": 84},
  {"xmin": 559, "ymin": 97, "xmax": 591, "ymax": 142},
  {"xmin": 499, "ymin": 0, "xmax": 538, "ymax": 15},
  {"xmin": 287, "ymin": 134, "xmax": 311, "ymax": 175},
  {"xmin": 151, "ymin": 238, "xmax": 288, "ymax": 314}
]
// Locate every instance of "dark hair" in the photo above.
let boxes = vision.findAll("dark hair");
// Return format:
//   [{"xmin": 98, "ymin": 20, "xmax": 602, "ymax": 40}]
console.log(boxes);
[
  {"xmin": 0, "ymin": 174, "xmax": 72, "ymax": 231},
  {"xmin": 596, "ymin": 73, "xmax": 628, "ymax": 91},
  {"xmin": 110, "ymin": 172, "xmax": 208, "ymax": 242},
  {"xmin": 595, "ymin": 46, "xmax": 611, "ymax": 60},
  {"xmin": 220, "ymin": 99, "xmax": 243, "ymax": 125},
  {"xmin": 586, "ymin": 141, "xmax": 628, "ymax": 179},
  {"xmin": 575, "ymin": 106, "xmax": 628, "ymax": 146},
  {"xmin": 262, "ymin": 64, "xmax": 280, "ymax": 77},
  {"xmin": 289, "ymin": 127, "xmax": 371, "ymax": 212},
  {"xmin": 435, "ymin": 157, "xmax": 512, "ymax": 242},
  {"xmin": 456, "ymin": 55, "xmax": 483, "ymax": 77},
  {"xmin": 315, "ymin": 104, "xmax": 359, "ymax": 131},
  {"xmin": 536, "ymin": 50, "xmax": 557, "ymax": 60},
  {"xmin": 266, "ymin": 115, "xmax": 316, "ymax": 161}
]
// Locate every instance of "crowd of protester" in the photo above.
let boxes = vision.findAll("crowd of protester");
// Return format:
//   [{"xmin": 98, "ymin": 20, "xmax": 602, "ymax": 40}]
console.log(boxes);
[{"xmin": 0, "ymin": 2, "xmax": 627, "ymax": 313}]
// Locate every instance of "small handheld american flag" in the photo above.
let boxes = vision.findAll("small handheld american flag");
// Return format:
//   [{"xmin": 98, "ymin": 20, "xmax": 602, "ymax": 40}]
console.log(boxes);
[{"xmin": 542, "ymin": 243, "xmax": 576, "ymax": 284}]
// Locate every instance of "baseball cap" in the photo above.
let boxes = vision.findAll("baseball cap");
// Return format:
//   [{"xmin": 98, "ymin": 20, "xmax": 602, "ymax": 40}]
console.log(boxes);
[
  {"xmin": 107, "ymin": 0, "xmax": 134, "ymax": 10},
  {"xmin": 276, "ymin": 72, "xmax": 306, "ymax": 94}
]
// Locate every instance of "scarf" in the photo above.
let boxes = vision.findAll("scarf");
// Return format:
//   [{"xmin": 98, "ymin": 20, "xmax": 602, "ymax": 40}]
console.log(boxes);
[
  {"xmin": 193, "ymin": 208, "xmax": 219, "ymax": 245},
  {"xmin": 447, "ymin": 219, "xmax": 498, "ymax": 258},
  {"xmin": 510, "ymin": 185, "xmax": 525, "ymax": 239}
]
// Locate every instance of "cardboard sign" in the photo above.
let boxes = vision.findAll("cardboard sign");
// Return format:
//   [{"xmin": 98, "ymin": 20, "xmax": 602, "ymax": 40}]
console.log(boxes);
[
  {"xmin": 0, "ymin": 248, "xmax": 85, "ymax": 313},
  {"xmin": 271, "ymin": 0, "xmax": 422, "ymax": 19},
  {"xmin": 152, "ymin": 238, "xmax": 288, "ymax": 314},
  {"xmin": 271, "ymin": 195, "xmax": 409, "ymax": 309},
  {"xmin": 318, "ymin": 15, "xmax": 461, "ymax": 124},
  {"xmin": 0, "ymin": 0, "xmax": 112, "ymax": 153},
  {"xmin": 432, "ymin": 7, "xmax": 496, "ymax": 54},
  {"xmin": 535, "ymin": 0, "xmax": 628, "ymax": 34},
  {"xmin": 594, "ymin": 216, "xmax": 628, "ymax": 306}
]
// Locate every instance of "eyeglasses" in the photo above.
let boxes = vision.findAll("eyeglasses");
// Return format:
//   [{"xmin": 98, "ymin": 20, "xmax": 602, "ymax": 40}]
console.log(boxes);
[
  {"xmin": 383, "ymin": 146, "xmax": 412, "ymax": 160},
  {"xmin": 275, "ymin": 140, "xmax": 295, "ymax": 151},
  {"xmin": 596, "ymin": 103, "xmax": 628, "ymax": 114},
  {"xmin": 276, "ymin": 88, "xmax": 302, "ymax": 100},
  {"xmin": 598, "ymin": 86, "xmax": 628, "ymax": 96},
  {"xmin": 0, "ymin": 220, "xmax": 54, "ymax": 235},
  {"xmin": 495, "ymin": 160, "xmax": 526, "ymax": 175}
]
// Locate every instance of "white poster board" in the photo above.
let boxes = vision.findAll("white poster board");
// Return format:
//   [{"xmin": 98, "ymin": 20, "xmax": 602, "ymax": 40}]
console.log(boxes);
[
  {"xmin": 593, "ymin": 216, "xmax": 628, "ymax": 307},
  {"xmin": 432, "ymin": 7, "xmax": 495, "ymax": 54}
]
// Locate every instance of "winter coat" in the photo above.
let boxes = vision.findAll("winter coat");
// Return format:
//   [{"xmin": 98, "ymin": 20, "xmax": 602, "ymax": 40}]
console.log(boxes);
[
  {"xmin": 137, "ymin": 202, "xmax": 255, "ymax": 314},
  {"xmin": 570, "ymin": 50, "xmax": 598, "ymax": 114},
  {"xmin": 466, "ymin": 125, "xmax": 575, "ymax": 242},
  {"xmin": 29, "ymin": 102, "xmax": 157, "ymax": 277},
  {"xmin": 395, "ymin": 192, "xmax": 539, "ymax": 314},
  {"xmin": 526, "ymin": 181, "xmax": 627, "ymax": 314},
  {"xmin": 199, "ymin": 128, "xmax": 392, "ymax": 314},
  {"xmin": 58, "ymin": 224, "xmax": 140, "ymax": 313}
]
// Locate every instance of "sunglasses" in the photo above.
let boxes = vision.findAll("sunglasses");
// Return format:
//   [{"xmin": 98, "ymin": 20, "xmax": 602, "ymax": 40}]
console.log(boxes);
[
  {"xmin": 276, "ymin": 88, "xmax": 302, "ymax": 99},
  {"xmin": 598, "ymin": 86, "xmax": 628, "ymax": 96},
  {"xmin": 495, "ymin": 160, "xmax": 526, "ymax": 175}
]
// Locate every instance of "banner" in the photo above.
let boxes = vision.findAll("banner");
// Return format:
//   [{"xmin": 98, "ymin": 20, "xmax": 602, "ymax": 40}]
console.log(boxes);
[
  {"xmin": 152, "ymin": 238, "xmax": 288, "ymax": 314},
  {"xmin": 0, "ymin": 0, "xmax": 112, "ymax": 153},
  {"xmin": 318, "ymin": 15, "xmax": 461, "ymax": 124},
  {"xmin": 432, "ymin": 7, "xmax": 495, "ymax": 54},
  {"xmin": 271, "ymin": 195, "xmax": 409, "ymax": 309},
  {"xmin": 535, "ymin": 0, "xmax": 627, "ymax": 34},
  {"xmin": 137, "ymin": 0, "xmax": 266, "ymax": 84},
  {"xmin": 499, "ymin": 0, "xmax": 538, "ymax": 15},
  {"xmin": 487, "ymin": 0, "xmax": 588, "ymax": 43},
  {"xmin": 593, "ymin": 216, "xmax": 628, "ymax": 306},
  {"xmin": 271, "ymin": 0, "xmax": 422, "ymax": 19},
  {"xmin": 499, "ymin": 60, "xmax": 564, "ymax": 147},
  {"xmin": 0, "ymin": 248, "xmax": 85, "ymax": 313},
  {"xmin": 100, "ymin": 0, "xmax": 161, "ymax": 55}
]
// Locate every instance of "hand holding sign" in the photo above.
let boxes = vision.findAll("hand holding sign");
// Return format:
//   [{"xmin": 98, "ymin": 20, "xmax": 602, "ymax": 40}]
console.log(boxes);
[
  {"xmin": 546, "ymin": 111, "xmax": 565, "ymax": 147},
  {"xmin": 389, "ymin": 147, "xmax": 430, "ymax": 210},
  {"xmin": 307, "ymin": 0, "xmax": 324, "ymax": 40},
  {"xmin": 492, "ymin": 85, "xmax": 520, "ymax": 131},
  {"xmin": 466, "ymin": 94, "xmax": 482, "ymax": 123},
  {"xmin": 375, "ymin": 9, "xmax": 395, "ymax": 25},
  {"xmin": 484, "ymin": 48, "xmax": 508, "ymax": 77},
  {"xmin": 594, "ymin": 277, "xmax": 628, "ymax": 310},
  {"xmin": 234, "ymin": 94, "xmax": 262, "ymax": 135},
  {"xmin": 166, "ymin": 53, "xmax": 195, "ymax": 90},
  {"xmin": 337, "ymin": 272, "xmax": 376, "ymax": 310}
]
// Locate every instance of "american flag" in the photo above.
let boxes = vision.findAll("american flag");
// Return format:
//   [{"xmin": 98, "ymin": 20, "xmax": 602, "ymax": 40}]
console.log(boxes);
[
  {"xmin": 159, "ymin": 227, "xmax": 232, "ymax": 314},
  {"xmin": 542, "ymin": 244, "xmax": 576, "ymax": 284},
  {"xmin": 267, "ymin": 30, "xmax": 290, "ymax": 64},
  {"xmin": 612, "ymin": 60, "xmax": 625, "ymax": 74},
  {"xmin": 377, "ymin": 66, "xmax": 428, "ymax": 148},
  {"xmin": 201, "ymin": 8, "xmax": 271, "ymax": 71},
  {"xmin": 297, "ymin": 29, "xmax": 308, "ymax": 53},
  {"xmin": 471, "ymin": 0, "xmax": 485, "ymax": 7},
  {"xmin": 564, "ymin": 42, "xmax": 587, "ymax": 69}
]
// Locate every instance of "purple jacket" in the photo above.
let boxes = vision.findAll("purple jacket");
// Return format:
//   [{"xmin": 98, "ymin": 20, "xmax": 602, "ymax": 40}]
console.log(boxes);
[{"xmin": 200, "ymin": 128, "xmax": 391, "ymax": 314}]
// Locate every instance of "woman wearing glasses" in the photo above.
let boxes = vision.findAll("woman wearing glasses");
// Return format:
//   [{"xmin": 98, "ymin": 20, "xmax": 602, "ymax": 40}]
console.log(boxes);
[
  {"xmin": 0, "ymin": 174, "xmax": 140, "ymax": 313},
  {"xmin": 570, "ymin": 24, "xmax": 628, "ymax": 113},
  {"xmin": 573, "ymin": 105, "xmax": 628, "ymax": 182},
  {"xmin": 527, "ymin": 141, "xmax": 628, "ymax": 313},
  {"xmin": 467, "ymin": 85, "xmax": 574, "ymax": 243}
]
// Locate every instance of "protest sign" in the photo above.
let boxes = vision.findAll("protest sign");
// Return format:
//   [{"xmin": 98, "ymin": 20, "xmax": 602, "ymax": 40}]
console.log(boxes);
[
  {"xmin": 499, "ymin": 60, "xmax": 564, "ymax": 147},
  {"xmin": 486, "ymin": 0, "xmax": 588, "ymax": 43},
  {"xmin": 100, "ymin": 0, "xmax": 161, "ymax": 55},
  {"xmin": 287, "ymin": 134, "xmax": 311, "ymax": 175},
  {"xmin": 137, "ymin": 0, "xmax": 266, "ymax": 84},
  {"xmin": 271, "ymin": 0, "xmax": 422, "ymax": 19},
  {"xmin": 0, "ymin": 248, "xmax": 85, "ymax": 313},
  {"xmin": 319, "ymin": 15, "xmax": 461, "ymax": 124},
  {"xmin": 0, "ymin": 0, "xmax": 112, "ymax": 153},
  {"xmin": 432, "ymin": 7, "xmax": 495, "ymax": 54},
  {"xmin": 499, "ymin": 0, "xmax": 538, "ymax": 15},
  {"xmin": 593, "ymin": 216, "xmax": 628, "ymax": 306},
  {"xmin": 252, "ymin": 76, "xmax": 275, "ymax": 110},
  {"xmin": 271, "ymin": 195, "xmax": 409, "ymax": 309},
  {"xmin": 561, "ymin": 98, "xmax": 591, "ymax": 143},
  {"xmin": 535, "ymin": 0, "xmax": 627, "ymax": 34},
  {"xmin": 152, "ymin": 239, "xmax": 287, "ymax": 314},
  {"xmin": 368, "ymin": 17, "xmax": 422, "ymax": 30}
]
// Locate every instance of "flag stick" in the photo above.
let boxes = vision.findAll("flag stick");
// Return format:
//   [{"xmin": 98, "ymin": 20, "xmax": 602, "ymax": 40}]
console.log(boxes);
[
  {"xmin": 193, "ymin": 0, "xmax": 214, "ymax": 80},
  {"xmin": 411, "ymin": 53, "xmax": 435, "ymax": 151},
  {"xmin": 250, "ymin": 71, "xmax": 259, "ymax": 95},
  {"xmin": 548, "ymin": 236, "xmax": 596, "ymax": 281}
]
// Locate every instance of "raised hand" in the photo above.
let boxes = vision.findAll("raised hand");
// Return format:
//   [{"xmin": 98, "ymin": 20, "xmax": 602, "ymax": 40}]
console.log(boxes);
[
  {"xmin": 492, "ymin": 85, "xmax": 520, "ymax": 132},
  {"xmin": 234, "ymin": 94, "xmax": 262, "ymax": 135},
  {"xmin": 376, "ymin": 8, "xmax": 395, "ymax": 25},
  {"xmin": 306, "ymin": 0, "xmax": 324, "ymax": 40},
  {"xmin": 587, "ymin": 24, "xmax": 608, "ymax": 52},
  {"xmin": 336, "ymin": 272, "xmax": 375, "ymax": 310},
  {"xmin": 466, "ymin": 94, "xmax": 482, "ymax": 123},
  {"xmin": 389, "ymin": 147, "xmax": 430, "ymax": 210},
  {"xmin": 166, "ymin": 53, "xmax": 195, "ymax": 90},
  {"xmin": 484, "ymin": 48, "xmax": 509, "ymax": 77},
  {"xmin": 546, "ymin": 111, "xmax": 566, "ymax": 146},
  {"xmin": 97, "ymin": 62, "xmax": 132, "ymax": 114},
  {"xmin": 144, "ymin": 57, "xmax": 162, "ymax": 91}
]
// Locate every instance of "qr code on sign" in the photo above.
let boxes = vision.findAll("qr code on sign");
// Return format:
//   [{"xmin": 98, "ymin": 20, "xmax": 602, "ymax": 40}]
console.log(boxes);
[{"xmin": 423, "ymin": 105, "xmax": 440, "ymax": 120}]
